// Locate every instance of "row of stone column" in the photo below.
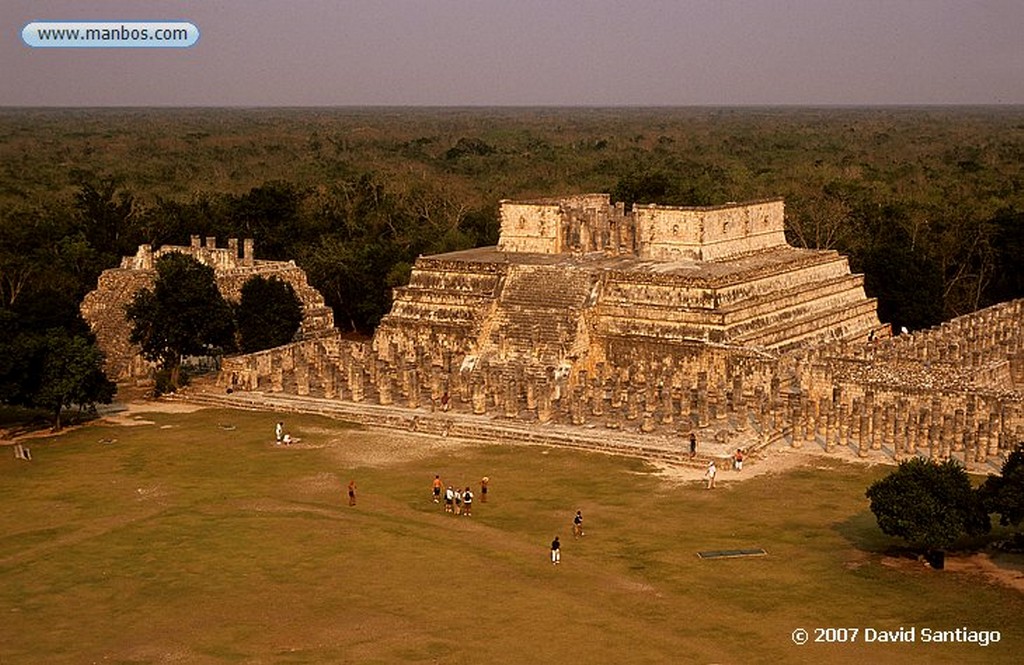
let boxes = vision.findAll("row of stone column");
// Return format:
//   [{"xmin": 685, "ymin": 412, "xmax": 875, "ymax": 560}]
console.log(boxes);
[
  {"xmin": 218, "ymin": 327, "xmax": 1022, "ymax": 465},
  {"xmin": 779, "ymin": 387, "xmax": 1023, "ymax": 462}
]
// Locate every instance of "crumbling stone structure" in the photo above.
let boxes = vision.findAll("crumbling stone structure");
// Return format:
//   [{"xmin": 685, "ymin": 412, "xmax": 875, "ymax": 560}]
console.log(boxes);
[
  {"xmin": 210, "ymin": 194, "xmax": 1021, "ymax": 467},
  {"xmin": 82, "ymin": 236, "xmax": 334, "ymax": 381}
]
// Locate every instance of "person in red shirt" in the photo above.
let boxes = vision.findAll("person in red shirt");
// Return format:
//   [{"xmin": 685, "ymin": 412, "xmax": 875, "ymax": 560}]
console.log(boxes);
[{"xmin": 432, "ymin": 475, "xmax": 443, "ymax": 503}]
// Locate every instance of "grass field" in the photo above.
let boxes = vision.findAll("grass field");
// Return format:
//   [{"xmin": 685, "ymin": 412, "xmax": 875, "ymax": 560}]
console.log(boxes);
[{"xmin": 2, "ymin": 407, "xmax": 1022, "ymax": 664}]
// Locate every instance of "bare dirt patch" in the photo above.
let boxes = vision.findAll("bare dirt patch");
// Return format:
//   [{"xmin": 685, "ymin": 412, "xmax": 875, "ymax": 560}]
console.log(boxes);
[
  {"xmin": 320, "ymin": 430, "xmax": 480, "ymax": 468},
  {"xmin": 650, "ymin": 440, "xmax": 879, "ymax": 485},
  {"xmin": 944, "ymin": 552, "xmax": 1024, "ymax": 594},
  {"xmin": 878, "ymin": 550, "xmax": 1024, "ymax": 594}
]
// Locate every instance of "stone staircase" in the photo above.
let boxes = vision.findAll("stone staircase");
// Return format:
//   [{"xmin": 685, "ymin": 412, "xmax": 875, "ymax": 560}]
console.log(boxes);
[{"xmin": 481, "ymin": 265, "xmax": 598, "ymax": 366}]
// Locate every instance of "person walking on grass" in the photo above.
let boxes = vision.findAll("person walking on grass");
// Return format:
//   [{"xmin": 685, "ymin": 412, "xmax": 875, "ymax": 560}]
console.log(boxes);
[
  {"xmin": 705, "ymin": 461, "xmax": 717, "ymax": 489},
  {"xmin": 275, "ymin": 421, "xmax": 283, "ymax": 444},
  {"xmin": 444, "ymin": 485, "xmax": 454, "ymax": 513},
  {"xmin": 348, "ymin": 479, "xmax": 357, "ymax": 506},
  {"xmin": 462, "ymin": 487, "xmax": 473, "ymax": 516},
  {"xmin": 480, "ymin": 476, "xmax": 489, "ymax": 503},
  {"xmin": 551, "ymin": 536, "xmax": 561, "ymax": 565},
  {"xmin": 573, "ymin": 510, "xmax": 584, "ymax": 538},
  {"xmin": 433, "ymin": 475, "xmax": 443, "ymax": 503}
]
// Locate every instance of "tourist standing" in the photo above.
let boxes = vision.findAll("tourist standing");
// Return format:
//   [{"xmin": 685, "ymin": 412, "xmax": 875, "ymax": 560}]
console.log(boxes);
[
  {"xmin": 480, "ymin": 476, "xmax": 489, "ymax": 503},
  {"xmin": 689, "ymin": 432, "xmax": 697, "ymax": 458},
  {"xmin": 551, "ymin": 536, "xmax": 561, "ymax": 565},
  {"xmin": 433, "ymin": 475, "xmax": 443, "ymax": 503},
  {"xmin": 463, "ymin": 487, "xmax": 473, "ymax": 516},
  {"xmin": 573, "ymin": 510, "xmax": 584, "ymax": 538},
  {"xmin": 444, "ymin": 485, "xmax": 454, "ymax": 513},
  {"xmin": 348, "ymin": 479, "xmax": 357, "ymax": 506},
  {"xmin": 705, "ymin": 461, "xmax": 717, "ymax": 489},
  {"xmin": 275, "ymin": 421, "xmax": 283, "ymax": 444},
  {"xmin": 734, "ymin": 449, "xmax": 744, "ymax": 471}
]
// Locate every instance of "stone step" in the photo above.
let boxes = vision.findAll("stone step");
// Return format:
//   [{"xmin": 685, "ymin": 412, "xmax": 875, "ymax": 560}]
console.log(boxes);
[{"xmin": 168, "ymin": 388, "xmax": 746, "ymax": 469}]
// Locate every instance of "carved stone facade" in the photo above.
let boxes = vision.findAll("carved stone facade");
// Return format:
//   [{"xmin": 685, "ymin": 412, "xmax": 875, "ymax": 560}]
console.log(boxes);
[
  {"xmin": 209, "ymin": 194, "xmax": 1021, "ymax": 466},
  {"xmin": 82, "ymin": 236, "xmax": 334, "ymax": 381}
]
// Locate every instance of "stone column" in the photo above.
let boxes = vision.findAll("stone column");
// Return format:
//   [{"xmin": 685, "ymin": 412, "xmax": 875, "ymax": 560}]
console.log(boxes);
[
  {"xmin": 882, "ymin": 405, "xmax": 895, "ymax": 449},
  {"xmin": 378, "ymin": 372, "xmax": 394, "ymax": 406},
  {"xmin": 471, "ymin": 377, "xmax": 487, "ymax": 415},
  {"xmin": 735, "ymin": 390, "xmax": 749, "ymax": 432},
  {"xmin": 407, "ymin": 365, "xmax": 420, "ymax": 409},
  {"xmin": 891, "ymin": 402, "xmax": 905, "ymax": 458},
  {"xmin": 803, "ymin": 398, "xmax": 816, "ymax": 444},
  {"xmin": 271, "ymin": 364, "xmax": 284, "ymax": 393},
  {"xmin": 988, "ymin": 413, "xmax": 1001, "ymax": 458},
  {"xmin": 504, "ymin": 379, "xmax": 518, "ymax": 419},
  {"xmin": 837, "ymin": 401, "xmax": 850, "ymax": 449},
  {"xmin": 537, "ymin": 382, "xmax": 554, "ymax": 424},
  {"xmin": 591, "ymin": 379, "xmax": 605, "ymax": 417},
  {"xmin": 825, "ymin": 407, "xmax": 837, "ymax": 452},
  {"xmin": 660, "ymin": 382, "xmax": 673, "ymax": 425},
  {"xmin": 626, "ymin": 386, "xmax": 640, "ymax": 422},
  {"xmin": 953, "ymin": 408, "xmax": 966, "ymax": 453},
  {"xmin": 697, "ymin": 373, "xmax": 710, "ymax": 428},
  {"xmin": 295, "ymin": 358, "xmax": 310, "ymax": 397},
  {"xmin": 349, "ymin": 364, "xmax": 365, "ymax": 402},
  {"xmin": 323, "ymin": 364, "xmax": 337, "ymax": 400},
  {"xmin": 732, "ymin": 375, "xmax": 744, "ymax": 415},
  {"xmin": 789, "ymin": 392, "xmax": 803, "ymax": 448},
  {"xmin": 870, "ymin": 405, "xmax": 882, "ymax": 451}
]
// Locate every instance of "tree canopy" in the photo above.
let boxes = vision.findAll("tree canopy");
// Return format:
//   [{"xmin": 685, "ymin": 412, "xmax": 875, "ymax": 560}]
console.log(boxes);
[
  {"xmin": 125, "ymin": 253, "xmax": 235, "ymax": 390},
  {"xmin": 31, "ymin": 330, "xmax": 116, "ymax": 429},
  {"xmin": 0, "ymin": 308, "xmax": 114, "ymax": 429},
  {"xmin": 865, "ymin": 457, "xmax": 990, "ymax": 550},
  {"xmin": 980, "ymin": 445, "xmax": 1024, "ymax": 530},
  {"xmin": 4, "ymin": 108, "xmax": 1024, "ymax": 342},
  {"xmin": 236, "ymin": 275, "xmax": 304, "ymax": 353}
]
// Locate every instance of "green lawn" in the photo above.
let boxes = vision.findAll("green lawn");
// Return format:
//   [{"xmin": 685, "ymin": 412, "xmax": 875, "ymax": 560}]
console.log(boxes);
[{"xmin": 2, "ymin": 408, "xmax": 1021, "ymax": 664}]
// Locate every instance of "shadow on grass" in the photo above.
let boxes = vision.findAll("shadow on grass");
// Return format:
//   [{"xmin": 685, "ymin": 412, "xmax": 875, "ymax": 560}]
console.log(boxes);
[{"xmin": 833, "ymin": 510, "xmax": 898, "ymax": 554}]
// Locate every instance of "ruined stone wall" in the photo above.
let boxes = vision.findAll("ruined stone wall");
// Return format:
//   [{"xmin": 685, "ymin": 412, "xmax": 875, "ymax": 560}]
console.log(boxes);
[
  {"xmin": 80, "ymin": 268, "xmax": 159, "ymax": 381},
  {"xmin": 633, "ymin": 199, "xmax": 787, "ymax": 262},
  {"xmin": 496, "ymin": 202, "xmax": 564, "ymax": 253},
  {"xmin": 82, "ymin": 238, "xmax": 334, "ymax": 381}
]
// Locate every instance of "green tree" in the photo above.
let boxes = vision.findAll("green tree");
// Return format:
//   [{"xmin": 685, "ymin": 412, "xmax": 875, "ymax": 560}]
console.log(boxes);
[
  {"xmin": 865, "ymin": 457, "xmax": 989, "ymax": 550},
  {"xmin": 0, "ymin": 308, "xmax": 114, "ymax": 429},
  {"xmin": 31, "ymin": 330, "xmax": 115, "ymax": 429},
  {"xmin": 980, "ymin": 444, "xmax": 1024, "ymax": 530},
  {"xmin": 236, "ymin": 275, "xmax": 304, "ymax": 353},
  {"xmin": 125, "ymin": 253, "xmax": 235, "ymax": 390}
]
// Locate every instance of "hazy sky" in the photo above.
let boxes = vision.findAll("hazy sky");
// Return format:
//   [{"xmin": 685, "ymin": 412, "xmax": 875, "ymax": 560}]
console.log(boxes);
[{"xmin": 3, "ymin": 0, "xmax": 1023, "ymax": 106}]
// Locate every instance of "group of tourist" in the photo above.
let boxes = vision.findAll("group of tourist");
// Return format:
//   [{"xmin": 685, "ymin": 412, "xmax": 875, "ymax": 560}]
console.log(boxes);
[
  {"xmin": 703, "ymin": 449, "xmax": 746, "ymax": 489},
  {"xmin": 433, "ymin": 474, "xmax": 488, "ymax": 516}
]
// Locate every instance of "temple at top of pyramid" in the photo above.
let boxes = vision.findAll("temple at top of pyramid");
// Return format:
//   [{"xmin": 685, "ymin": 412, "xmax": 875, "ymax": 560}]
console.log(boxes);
[{"xmin": 373, "ymin": 194, "xmax": 883, "ymax": 374}]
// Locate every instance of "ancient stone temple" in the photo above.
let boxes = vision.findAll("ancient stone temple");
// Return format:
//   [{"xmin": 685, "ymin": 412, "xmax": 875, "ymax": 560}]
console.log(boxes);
[
  {"xmin": 373, "ymin": 195, "xmax": 883, "ymax": 380},
  {"xmin": 82, "ymin": 236, "xmax": 334, "ymax": 381},
  {"xmin": 123, "ymin": 194, "xmax": 1023, "ymax": 467}
]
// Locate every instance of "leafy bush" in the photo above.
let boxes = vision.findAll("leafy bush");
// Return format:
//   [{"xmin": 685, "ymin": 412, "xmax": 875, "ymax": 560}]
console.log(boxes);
[{"xmin": 866, "ymin": 457, "xmax": 989, "ymax": 550}]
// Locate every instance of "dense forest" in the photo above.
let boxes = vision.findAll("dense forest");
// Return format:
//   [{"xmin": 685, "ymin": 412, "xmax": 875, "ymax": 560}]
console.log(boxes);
[{"xmin": 1, "ymin": 107, "xmax": 1023, "ymax": 389}]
